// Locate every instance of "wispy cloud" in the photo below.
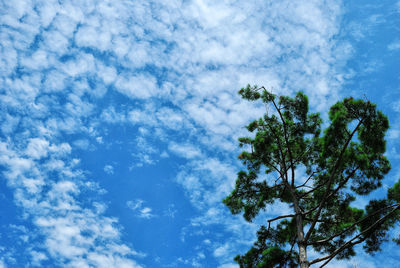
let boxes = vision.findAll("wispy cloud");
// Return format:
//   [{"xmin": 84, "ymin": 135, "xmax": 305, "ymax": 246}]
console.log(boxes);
[
  {"xmin": 126, "ymin": 200, "xmax": 156, "ymax": 219},
  {"xmin": 103, "ymin": 164, "xmax": 114, "ymax": 175},
  {"xmin": 168, "ymin": 142, "xmax": 202, "ymax": 159},
  {"xmin": 388, "ymin": 40, "xmax": 400, "ymax": 51},
  {"xmin": 0, "ymin": 141, "xmax": 142, "ymax": 267},
  {"xmin": 163, "ymin": 204, "xmax": 178, "ymax": 218}
]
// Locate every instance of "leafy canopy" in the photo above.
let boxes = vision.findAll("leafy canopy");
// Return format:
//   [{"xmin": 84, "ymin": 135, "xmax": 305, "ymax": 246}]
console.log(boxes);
[{"xmin": 223, "ymin": 85, "xmax": 400, "ymax": 267}]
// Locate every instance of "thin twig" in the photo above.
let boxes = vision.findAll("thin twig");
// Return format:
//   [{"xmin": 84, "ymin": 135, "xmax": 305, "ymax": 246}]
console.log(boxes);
[{"xmin": 296, "ymin": 172, "xmax": 317, "ymax": 189}]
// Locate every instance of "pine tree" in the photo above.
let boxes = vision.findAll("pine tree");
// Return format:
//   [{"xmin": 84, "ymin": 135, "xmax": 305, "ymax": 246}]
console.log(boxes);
[{"xmin": 223, "ymin": 85, "xmax": 400, "ymax": 267}]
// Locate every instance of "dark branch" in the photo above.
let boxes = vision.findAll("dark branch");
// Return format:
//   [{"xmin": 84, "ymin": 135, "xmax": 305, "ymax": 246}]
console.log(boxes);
[
  {"xmin": 271, "ymin": 96, "xmax": 296, "ymax": 188},
  {"xmin": 301, "ymin": 167, "xmax": 359, "ymax": 216},
  {"xmin": 296, "ymin": 172, "xmax": 317, "ymax": 189},
  {"xmin": 268, "ymin": 214, "xmax": 296, "ymax": 223},
  {"xmin": 263, "ymin": 112, "xmax": 303, "ymax": 215},
  {"xmin": 309, "ymin": 204, "xmax": 400, "ymax": 267},
  {"xmin": 304, "ymin": 120, "xmax": 363, "ymax": 242},
  {"xmin": 308, "ymin": 202, "xmax": 400, "ymax": 245}
]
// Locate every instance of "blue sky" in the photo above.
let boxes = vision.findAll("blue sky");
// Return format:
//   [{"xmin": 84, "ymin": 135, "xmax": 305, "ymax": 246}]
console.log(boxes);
[{"xmin": 0, "ymin": 0, "xmax": 399, "ymax": 267}]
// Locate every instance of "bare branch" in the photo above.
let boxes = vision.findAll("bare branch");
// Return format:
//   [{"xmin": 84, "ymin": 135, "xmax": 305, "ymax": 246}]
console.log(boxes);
[
  {"xmin": 268, "ymin": 214, "xmax": 296, "ymax": 223},
  {"xmin": 296, "ymin": 171, "xmax": 317, "ymax": 189},
  {"xmin": 304, "ymin": 217, "xmax": 333, "ymax": 224},
  {"xmin": 299, "ymin": 181, "xmax": 327, "ymax": 199},
  {"xmin": 273, "ymin": 165, "xmax": 292, "ymax": 185}
]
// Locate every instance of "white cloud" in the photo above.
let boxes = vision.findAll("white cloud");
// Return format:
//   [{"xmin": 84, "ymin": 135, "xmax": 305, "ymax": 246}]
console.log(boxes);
[
  {"xmin": 168, "ymin": 142, "xmax": 202, "ymax": 159},
  {"xmin": 156, "ymin": 107, "xmax": 189, "ymax": 131},
  {"xmin": 175, "ymin": 158, "xmax": 237, "ymax": 210},
  {"xmin": 42, "ymin": 29, "xmax": 70, "ymax": 53},
  {"xmin": 61, "ymin": 53, "xmax": 95, "ymax": 77},
  {"xmin": 218, "ymin": 264, "xmax": 238, "ymax": 268},
  {"xmin": 104, "ymin": 164, "xmax": 114, "ymax": 175},
  {"xmin": 160, "ymin": 151, "xmax": 169, "ymax": 158},
  {"xmin": 21, "ymin": 50, "xmax": 52, "ymax": 70},
  {"xmin": 127, "ymin": 200, "xmax": 155, "ymax": 219},
  {"xmin": 392, "ymin": 100, "xmax": 400, "ymax": 112},
  {"xmin": 25, "ymin": 138, "xmax": 50, "ymax": 159},
  {"xmin": 75, "ymin": 25, "xmax": 109, "ymax": 50},
  {"xmin": 388, "ymin": 40, "xmax": 400, "ymax": 51},
  {"xmin": 97, "ymin": 63, "xmax": 117, "ymax": 85},
  {"xmin": 115, "ymin": 73, "xmax": 159, "ymax": 100},
  {"xmin": 0, "ymin": 140, "xmax": 142, "ymax": 267},
  {"xmin": 1, "ymin": 114, "xmax": 20, "ymax": 136},
  {"xmin": 30, "ymin": 250, "xmax": 48, "ymax": 267},
  {"xmin": 101, "ymin": 107, "xmax": 127, "ymax": 124},
  {"xmin": 213, "ymin": 243, "xmax": 231, "ymax": 258},
  {"xmin": 387, "ymin": 129, "xmax": 400, "ymax": 140},
  {"xmin": 73, "ymin": 139, "xmax": 90, "ymax": 150},
  {"xmin": 42, "ymin": 70, "xmax": 67, "ymax": 93}
]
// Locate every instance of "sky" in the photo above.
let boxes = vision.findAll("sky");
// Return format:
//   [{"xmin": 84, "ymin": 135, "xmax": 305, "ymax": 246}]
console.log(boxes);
[{"xmin": 0, "ymin": 0, "xmax": 399, "ymax": 267}]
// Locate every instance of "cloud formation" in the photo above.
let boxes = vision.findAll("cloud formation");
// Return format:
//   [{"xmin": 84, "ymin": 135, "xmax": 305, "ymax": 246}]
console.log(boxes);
[
  {"xmin": 126, "ymin": 200, "xmax": 156, "ymax": 219},
  {"xmin": 3, "ymin": 0, "xmax": 397, "ymax": 267}
]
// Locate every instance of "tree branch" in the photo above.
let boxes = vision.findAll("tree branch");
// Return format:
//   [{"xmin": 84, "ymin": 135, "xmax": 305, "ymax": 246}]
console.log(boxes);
[
  {"xmin": 304, "ymin": 119, "xmax": 363, "ymax": 242},
  {"xmin": 263, "ymin": 116, "xmax": 289, "ymax": 183},
  {"xmin": 301, "ymin": 167, "xmax": 359, "ymax": 216},
  {"xmin": 271, "ymin": 96, "xmax": 296, "ymax": 188},
  {"xmin": 287, "ymin": 237, "xmax": 297, "ymax": 261},
  {"xmin": 308, "ymin": 202, "xmax": 400, "ymax": 246},
  {"xmin": 304, "ymin": 217, "xmax": 333, "ymax": 224},
  {"xmin": 296, "ymin": 172, "xmax": 317, "ymax": 189},
  {"xmin": 263, "ymin": 113, "xmax": 302, "ymax": 213},
  {"xmin": 268, "ymin": 214, "xmax": 296, "ymax": 223},
  {"xmin": 309, "ymin": 203, "xmax": 400, "ymax": 267}
]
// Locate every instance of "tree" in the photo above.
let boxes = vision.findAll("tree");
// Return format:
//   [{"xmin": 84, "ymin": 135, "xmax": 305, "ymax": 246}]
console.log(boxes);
[{"xmin": 223, "ymin": 85, "xmax": 400, "ymax": 267}]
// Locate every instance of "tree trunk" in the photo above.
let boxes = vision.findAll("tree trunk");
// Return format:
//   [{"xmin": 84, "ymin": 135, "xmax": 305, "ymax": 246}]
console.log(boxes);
[
  {"xmin": 298, "ymin": 241, "xmax": 309, "ymax": 268},
  {"xmin": 296, "ymin": 214, "xmax": 309, "ymax": 268},
  {"xmin": 286, "ymin": 175, "xmax": 309, "ymax": 267}
]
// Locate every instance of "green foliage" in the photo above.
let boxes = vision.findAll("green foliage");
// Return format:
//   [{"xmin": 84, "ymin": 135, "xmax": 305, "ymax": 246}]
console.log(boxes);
[
  {"xmin": 234, "ymin": 225, "xmax": 299, "ymax": 268},
  {"xmin": 224, "ymin": 86, "xmax": 400, "ymax": 267}
]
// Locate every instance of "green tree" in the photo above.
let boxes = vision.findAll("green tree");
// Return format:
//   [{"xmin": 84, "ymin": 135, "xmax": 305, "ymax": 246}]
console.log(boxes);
[{"xmin": 223, "ymin": 86, "xmax": 400, "ymax": 267}]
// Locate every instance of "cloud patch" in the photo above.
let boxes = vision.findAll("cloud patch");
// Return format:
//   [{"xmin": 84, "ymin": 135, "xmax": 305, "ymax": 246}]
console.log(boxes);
[{"xmin": 126, "ymin": 200, "xmax": 156, "ymax": 219}]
